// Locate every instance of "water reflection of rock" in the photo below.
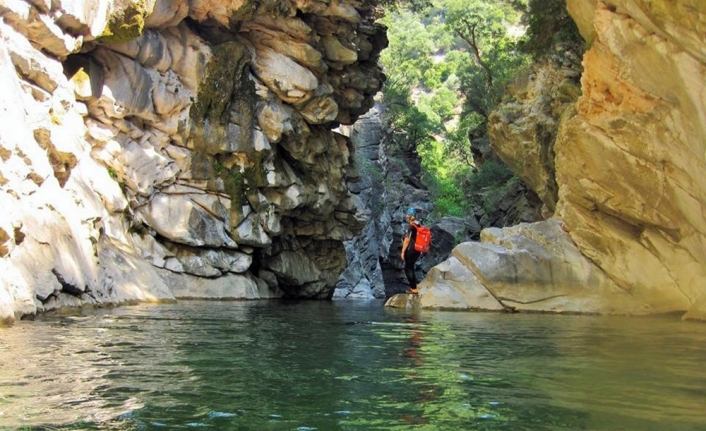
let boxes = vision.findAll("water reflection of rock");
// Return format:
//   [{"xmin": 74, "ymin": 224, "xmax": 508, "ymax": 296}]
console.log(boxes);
[
  {"xmin": 0, "ymin": 312, "xmax": 192, "ymax": 427},
  {"xmin": 503, "ymin": 315, "xmax": 706, "ymax": 429},
  {"xmin": 0, "ymin": 319, "xmax": 127, "ymax": 426}
]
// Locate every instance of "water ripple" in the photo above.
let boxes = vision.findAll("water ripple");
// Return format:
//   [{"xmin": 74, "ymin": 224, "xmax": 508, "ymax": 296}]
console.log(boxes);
[{"xmin": 0, "ymin": 302, "xmax": 705, "ymax": 430}]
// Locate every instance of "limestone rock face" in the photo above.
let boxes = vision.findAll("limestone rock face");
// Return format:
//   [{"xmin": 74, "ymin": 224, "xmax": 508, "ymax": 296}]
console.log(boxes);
[
  {"xmin": 558, "ymin": 0, "xmax": 706, "ymax": 318},
  {"xmin": 488, "ymin": 58, "xmax": 582, "ymax": 215},
  {"xmin": 428, "ymin": 0, "xmax": 706, "ymax": 320},
  {"xmin": 0, "ymin": 0, "xmax": 386, "ymax": 322},
  {"xmin": 334, "ymin": 106, "xmax": 388, "ymax": 299}
]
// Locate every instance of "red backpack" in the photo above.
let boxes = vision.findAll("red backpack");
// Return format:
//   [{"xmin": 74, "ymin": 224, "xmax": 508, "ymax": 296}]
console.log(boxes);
[{"xmin": 412, "ymin": 224, "xmax": 432, "ymax": 253}]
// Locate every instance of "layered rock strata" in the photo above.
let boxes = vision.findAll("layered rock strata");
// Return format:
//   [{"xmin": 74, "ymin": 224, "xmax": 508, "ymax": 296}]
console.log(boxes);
[
  {"xmin": 558, "ymin": 0, "xmax": 706, "ymax": 319},
  {"xmin": 394, "ymin": 0, "xmax": 706, "ymax": 320},
  {"xmin": 0, "ymin": 0, "xmax": 386, "ymax": 322}
]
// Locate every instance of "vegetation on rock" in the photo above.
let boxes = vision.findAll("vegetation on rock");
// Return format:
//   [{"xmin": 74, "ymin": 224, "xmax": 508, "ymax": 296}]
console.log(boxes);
[
  {"xmin": 378, "ymin": 0, "xmax": 583, "ymax": 222},
  {"xmin": 99, "ymin": 0, "xmax": 148, "ymax": 44}
]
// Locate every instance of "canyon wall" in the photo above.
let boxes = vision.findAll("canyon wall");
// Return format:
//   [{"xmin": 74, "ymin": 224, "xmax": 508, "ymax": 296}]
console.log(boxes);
[
  {"xmin": 394, "ymin": 0, "xmax": 706, "ymax": 320},
  {"xmin": 558, "ymin": 0, "xmax": 706, "ymax": 319},
  {"xmin": 0, "ymin": 0, "xmax": 386, "ymax": 323}
]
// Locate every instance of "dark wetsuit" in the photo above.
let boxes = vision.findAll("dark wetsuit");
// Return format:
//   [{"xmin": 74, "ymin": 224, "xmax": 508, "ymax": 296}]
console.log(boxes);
[{"xmin": 404, "ymin": 223, "xmax": 422, "ymax": 289}]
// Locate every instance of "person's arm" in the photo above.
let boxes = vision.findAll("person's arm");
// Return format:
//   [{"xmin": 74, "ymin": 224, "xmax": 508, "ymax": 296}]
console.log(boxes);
[
  {"xmin": 401, "ymin": 227, "xmax": 411, "ymax": 260},
  {"xmin": 401, "ymin": 237, "xmax": 410, "ymax": 261}
]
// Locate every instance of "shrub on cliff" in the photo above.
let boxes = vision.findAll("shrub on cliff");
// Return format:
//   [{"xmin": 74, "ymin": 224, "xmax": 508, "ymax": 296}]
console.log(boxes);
[{"xmin": 520, "ymin": 0, "xmax": 585, "ymax": 61}]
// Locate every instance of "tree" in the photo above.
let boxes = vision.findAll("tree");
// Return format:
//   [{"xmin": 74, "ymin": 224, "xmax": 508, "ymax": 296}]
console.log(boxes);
[
  {"xmin": 378, "ymin": 0, "xmax": 531, "ymax": 218},
  {"xmin": 443, "ymin": 0, "xmax": 529, "ymax": 118},
  {"xmin": 380, "ymin": 10, "xmax": 435, "ymax": 90},
  {"xmin": 377, "ymin": 0, "xmax": 433, "ymax": 13},
  {"xmin": 521, "ymin": 0, "xmax": 584, "ymax": 61}
]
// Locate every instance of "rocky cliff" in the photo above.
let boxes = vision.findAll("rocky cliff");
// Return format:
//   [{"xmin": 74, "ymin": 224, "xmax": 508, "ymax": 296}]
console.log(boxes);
[
  {"xmin": 0, "ymin": 0, "xmax": 387, "ymax": 323},
  {"xmin": 333, "ymin": 106, "xmax": 481, "ymax": 300},
  {"xmin": 390, "ymin": 0, "xmax": 706, "ymax": 320}
]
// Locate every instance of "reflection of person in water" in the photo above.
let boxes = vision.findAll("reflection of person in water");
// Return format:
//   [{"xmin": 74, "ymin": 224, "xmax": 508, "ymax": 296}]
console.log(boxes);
[
  {"xmin": 405, "ymin": 320, "xmax": 441, "ymax": 399},
  {"xmin": 404, "ymin": 319, "xmax": 423, "ymax": 369},
  {"xmin": 399, "ymin": 317, "xmax": 440, "ymax": 426}
]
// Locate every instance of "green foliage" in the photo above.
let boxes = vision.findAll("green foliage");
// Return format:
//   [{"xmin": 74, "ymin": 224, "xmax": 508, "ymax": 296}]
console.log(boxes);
[
  {"xmin": 521, "ymin": 0, "xmax": 585, "ymax": 60},
  {"xmin": 442, "ymin": 0, "xmax": 530, "ymax": 117},
  {"xmin": 465, "ymin": 159, "xmax": 515, "ymax": 191},
  {"xmin": 429, "ymin": 178, "xmax": 467, "ymax": 217},
  {"xmin": 462, "ymin": 160, "xmax": 517, "ymax": 214},
  {"xmin": 445, "ymin": 113, "xmax": 483, "ymax": 165},
  {"xmin": 380, "ymin": 11, "xmax": 435, "ymax": 90},
  {"xmin": 379, "ymin": 0, "xmax": 532, "ymax": 218},
  {"xmin": 378, "ymin": 0, "xmax": 433, "ymax": 13},
  {"xmin": 417, "ymin": 138, "xmax": 472, "ymax": 218},
  {"xmin": 430, "ymin": 87, "xmax": 458, "ymax": 122}
]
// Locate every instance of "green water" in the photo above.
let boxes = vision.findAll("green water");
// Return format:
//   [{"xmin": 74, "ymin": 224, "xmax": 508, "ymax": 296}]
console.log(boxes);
[{"xmin": 1, "ymin": 300, "xmax": 705, "ymax": 431}]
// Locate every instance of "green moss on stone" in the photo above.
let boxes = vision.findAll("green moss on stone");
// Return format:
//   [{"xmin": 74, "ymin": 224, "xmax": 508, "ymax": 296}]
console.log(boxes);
[
  {"xmin": 99, "ymin": 0, "xmax": 147, "ymax": 44},
  {"xmin": 215, "ymin": 160, "xmax": 245, "ymax": 204},
  {"xmin": 189, "ymin": 39, "xmax": 262, "ymax": 207},
  {"xmin": 189, "ymin": 41, "xmax": 256, "ymax": 156},
  {"xmin": 243, "ymin": 151, "xmax": 267, "ymax": 188},
  {"xmin": 190, "ymin": 43, "xmax": 242, "ymax": 124},
  {"xmin": 188, "ymin": 39, "xmax": 266, "ymax": 231}
]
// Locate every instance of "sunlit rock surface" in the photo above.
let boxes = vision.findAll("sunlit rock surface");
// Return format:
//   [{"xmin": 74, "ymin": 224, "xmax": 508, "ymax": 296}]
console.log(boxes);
[
  {"xmin": 488, "ymin": 58, "xmax": 582, "ymax": 216},
  {"xmin": 558, "ymin": 0, "xmax": 706, "ymax": 319},
  {"xmin": 0, "ymin": 0, "xmax": 386, "ymax": 322},
  {"xmin": 387, "ymin": 220, "xmax": 647, "ymax": 314},
  {"xmin": 416, "ymin": 0, "xmax": 706, "ymax": 320}
]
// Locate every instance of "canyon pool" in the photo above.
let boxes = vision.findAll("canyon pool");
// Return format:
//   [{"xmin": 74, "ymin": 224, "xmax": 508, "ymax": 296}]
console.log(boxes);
[{"xmin": 1, "ymin": 300, "xmax": 705, "ymax": 431}]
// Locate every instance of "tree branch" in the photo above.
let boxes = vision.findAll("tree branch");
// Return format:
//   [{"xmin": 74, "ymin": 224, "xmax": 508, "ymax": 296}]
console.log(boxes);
[{"xmin": 455, "ymin": 18, "xmax": 493, "ymax": 88}]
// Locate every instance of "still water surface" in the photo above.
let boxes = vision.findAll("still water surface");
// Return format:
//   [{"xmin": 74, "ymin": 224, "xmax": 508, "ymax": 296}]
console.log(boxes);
[{"xmin": 1, "ymin": 300, "xmax": 705, "ymax": 430}]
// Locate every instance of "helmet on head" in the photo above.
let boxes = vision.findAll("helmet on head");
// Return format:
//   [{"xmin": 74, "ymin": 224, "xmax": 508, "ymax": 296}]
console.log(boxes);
[{"xmin": 406, "ymin": 207, "xmax": 417, "ymax": 216}]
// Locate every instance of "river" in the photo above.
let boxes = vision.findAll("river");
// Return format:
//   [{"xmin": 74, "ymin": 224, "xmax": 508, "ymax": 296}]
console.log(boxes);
[{"xmin": 0, "ymin": 300, "xmax": 705, "ymax": 430}]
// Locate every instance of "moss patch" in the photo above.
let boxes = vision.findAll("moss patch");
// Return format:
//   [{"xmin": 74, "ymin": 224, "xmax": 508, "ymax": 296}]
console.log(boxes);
[
  {"xmin": 189, "ymin": 42, "xmax": 253, "ymax": 130},
  {"xmin": 214, "ymin": 159, "xmax": 245, "ymax": 202},
  {"xmin": 188, "ymin": 40, "xmax": 261, "ymax": 216},
  {"xmin": 99, "ymin": 0, "xmax": 148, "ymax": 44}
]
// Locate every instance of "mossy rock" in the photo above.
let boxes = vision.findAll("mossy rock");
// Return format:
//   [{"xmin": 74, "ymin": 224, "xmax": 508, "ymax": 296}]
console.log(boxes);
[
  {"xmin": 189, "ymin": 41, "xmax": 256, "ymax": 156},
  {"xmin": 190, "ymin": 42, "xmax": 252, "ymax": 125},
  {"xmin": 99, "ymin": 0, "xmax": 148, "ymax": 44}
]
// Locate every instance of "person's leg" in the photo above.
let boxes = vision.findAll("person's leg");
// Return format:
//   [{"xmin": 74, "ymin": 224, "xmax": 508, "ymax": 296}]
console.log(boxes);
[
  {"xmin": 404, "ymin": 259, "xmax": 417, "ymax": 290},
  {"xmin": 404, "ymin": 250, "xmax": 420, "ymax": 292}
]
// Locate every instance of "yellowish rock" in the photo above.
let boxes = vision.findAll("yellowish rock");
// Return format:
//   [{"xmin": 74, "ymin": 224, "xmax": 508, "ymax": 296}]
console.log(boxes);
[{"xmin": 557, "ymin": 0, "xmax": 706, "ymax": 317}]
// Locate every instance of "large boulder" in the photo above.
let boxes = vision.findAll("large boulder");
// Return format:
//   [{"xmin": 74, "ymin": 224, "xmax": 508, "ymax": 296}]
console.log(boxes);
[
  {"xmin": 419, "ymin": 216, "xmax": 480, "ymax": 274},
  {"xmin": 388, "ymin": 220, "xmax": 659, "ymax": 315},
  {"xmin": 385, "ymin": 256, "xmax": 504, "ymax": 311}
]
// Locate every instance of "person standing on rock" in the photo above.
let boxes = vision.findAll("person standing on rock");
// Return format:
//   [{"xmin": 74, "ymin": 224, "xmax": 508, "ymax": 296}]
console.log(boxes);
[{"xmin": 401, "ymin": 207, "xmax": 422, "ymax": 294}]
